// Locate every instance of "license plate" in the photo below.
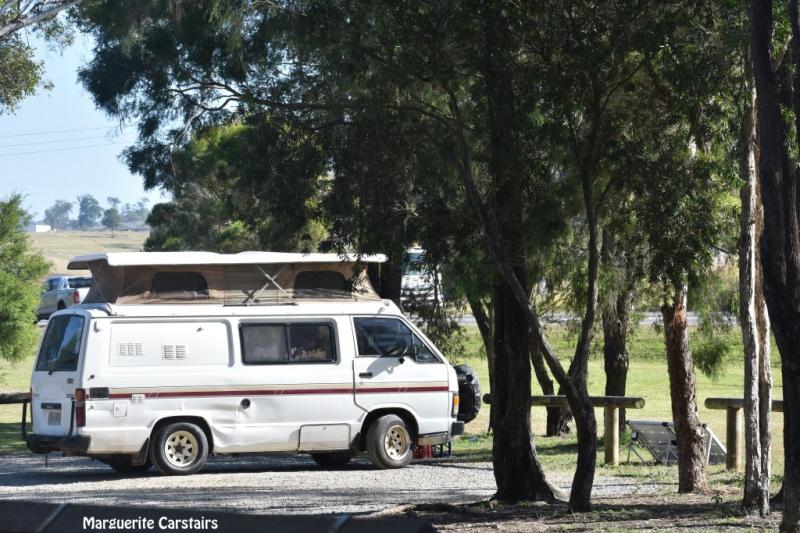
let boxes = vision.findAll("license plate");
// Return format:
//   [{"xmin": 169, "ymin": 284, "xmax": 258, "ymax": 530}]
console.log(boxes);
[{"xmin": 47, "ymin": 410, "xmax": 61, "ymax": 426}]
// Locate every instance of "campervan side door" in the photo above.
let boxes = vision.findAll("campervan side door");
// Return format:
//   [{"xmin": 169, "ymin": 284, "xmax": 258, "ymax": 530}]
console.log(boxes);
[
  {"xmin": 231, "ymin": 316, "xmax": 360, "ymax": 453},
  {"xmin": 351, "ymin": 316, "xmax": 450, "ymax": 436}
]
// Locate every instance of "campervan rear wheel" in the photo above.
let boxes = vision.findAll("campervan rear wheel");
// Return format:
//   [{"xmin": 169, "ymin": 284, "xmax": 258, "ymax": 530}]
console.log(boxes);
[
  {"xmin": 311, "ymin": 451, "xmax": 352, "ymax": 467},
  {"xmin": 366, "ymin": 414, "xmax": 413, "ymax": 469},
  {"xmin": 150, "ymin": 422, "xmax": 209, "ymax": 475}
]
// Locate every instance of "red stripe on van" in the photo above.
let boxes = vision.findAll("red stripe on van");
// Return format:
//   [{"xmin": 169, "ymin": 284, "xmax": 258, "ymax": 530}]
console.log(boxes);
[{"xmin": 105, "ymin": 385, "xmax": 448, "ymax": 400}]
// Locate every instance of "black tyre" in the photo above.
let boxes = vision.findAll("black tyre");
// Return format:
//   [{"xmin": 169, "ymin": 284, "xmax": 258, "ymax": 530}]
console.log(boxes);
[
  {"xmin": 150, "ymin": 422, "xmax": 208, "ymax": 475},
  {"xmin": 311, "ymin": 451, "xmax": 352, "ymax": 467},
  {"xmin": 365, "ymin": 414, "xmax": 413, "ymax": 469},
  {"xmin": 57, "ymin": 301, "xmax": 66, "ymax": 310},
  {"xmin": 103, "ymin": 455, "xmax": 152, "ymax": 474},
  {"xmin": 455, "ymin": 364, "xmax": 481, "ymax": 424}
]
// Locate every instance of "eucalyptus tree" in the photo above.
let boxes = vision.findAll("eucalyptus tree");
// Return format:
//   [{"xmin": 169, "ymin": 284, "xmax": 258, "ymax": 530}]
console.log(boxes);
[
  {"xmin": 749, "ymin": 0, "xmax": 800, "ymax": 529},
  {"xmin": 739, "ymin": 43, "xmax": 772, "ymax": 516}
]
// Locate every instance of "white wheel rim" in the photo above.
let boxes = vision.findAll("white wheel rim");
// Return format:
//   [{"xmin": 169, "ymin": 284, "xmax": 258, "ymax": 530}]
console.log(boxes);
[
  {"xmin": 384, "ymin": 425, "xmax": 409, "ymax": 459},
  {"xmin": 164, "ymin": 430, "xmax": 199, "ymax": 468}
]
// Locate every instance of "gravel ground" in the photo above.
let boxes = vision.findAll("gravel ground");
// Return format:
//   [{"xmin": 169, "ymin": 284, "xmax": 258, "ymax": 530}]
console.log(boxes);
[{"xmin": 0, "ymin": 453, "xmax": 662, "ymax": 516}]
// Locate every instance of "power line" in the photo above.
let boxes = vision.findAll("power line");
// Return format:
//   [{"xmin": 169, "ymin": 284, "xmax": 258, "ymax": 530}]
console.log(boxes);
[
  {"xmin": 0, "ymin": 126, "xmax": 127, "ymax": 139},
  {"xmin": 0, "ymin": 142, "xmax": 131, "ymax": 158},
  {"xmin": 0, "ymin": 134, "xmax": 135, "ymax": 148}
]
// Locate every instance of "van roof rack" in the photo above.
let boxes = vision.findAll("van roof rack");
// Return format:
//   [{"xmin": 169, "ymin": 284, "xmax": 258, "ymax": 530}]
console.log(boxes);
[{"xmin": 67, "ymin": 251, "xmax": 386, "ymax": 270}]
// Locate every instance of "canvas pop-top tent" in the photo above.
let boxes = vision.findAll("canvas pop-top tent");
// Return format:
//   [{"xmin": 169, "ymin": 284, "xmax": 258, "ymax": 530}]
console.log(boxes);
[{"xmin": 68, "ymin": 251, "xmax": 386, "ymax": 305}]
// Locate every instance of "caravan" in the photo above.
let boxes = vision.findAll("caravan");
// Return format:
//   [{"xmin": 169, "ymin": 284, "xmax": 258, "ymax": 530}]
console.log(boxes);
[{"xmin": 24, "ymin": 252, "xmax": 477, "ymax": 475}]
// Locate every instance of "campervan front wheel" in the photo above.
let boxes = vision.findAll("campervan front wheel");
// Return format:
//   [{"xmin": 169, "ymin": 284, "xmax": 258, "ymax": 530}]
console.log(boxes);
[
  {"xmin": 366, "ymin": 414, "xmax": 413, "ymax": 469},
  {"xmin": 150, "ymin": 422, "xmax": 209, "ymax": 475}
]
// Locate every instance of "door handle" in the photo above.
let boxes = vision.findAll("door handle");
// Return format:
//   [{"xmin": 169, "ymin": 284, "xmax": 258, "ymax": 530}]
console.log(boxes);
[{"xmin": 359, "ymin": 372, "xmax": 373, "ymax": 378}]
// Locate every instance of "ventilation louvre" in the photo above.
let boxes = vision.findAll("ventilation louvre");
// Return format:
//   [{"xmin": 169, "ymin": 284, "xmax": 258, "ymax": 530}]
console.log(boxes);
[
  {"xmin": 162, "ymin": 345, "xmax": 175, "ymax": 360},
  {"xmin": 162, "ymin": 344, "xmax": 188, "ymax": 360},
  {"xmin": 118, "ymin": 343, "xmax": 143, "ymax": 357}
]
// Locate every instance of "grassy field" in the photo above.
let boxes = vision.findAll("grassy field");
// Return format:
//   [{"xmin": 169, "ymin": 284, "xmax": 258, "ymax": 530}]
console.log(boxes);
[{"xmin": 29, "ymin": 230, "xmax": 148, "ymax": 275}]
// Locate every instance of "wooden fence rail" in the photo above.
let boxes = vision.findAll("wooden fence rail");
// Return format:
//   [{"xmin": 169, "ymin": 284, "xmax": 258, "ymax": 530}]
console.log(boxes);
[
  {"xmin": 0, "ymin": 392, "xmax": 29, "ymax": 405},
  {"xmin": 483, "ymin": 394, "xmax": 646, "ymax": 466}
]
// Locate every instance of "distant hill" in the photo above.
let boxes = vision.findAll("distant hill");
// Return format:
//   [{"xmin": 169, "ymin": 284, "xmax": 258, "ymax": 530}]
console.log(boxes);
[{"xmin": 29, "ymin": 231, "xmax": 148, "ymax": 275}]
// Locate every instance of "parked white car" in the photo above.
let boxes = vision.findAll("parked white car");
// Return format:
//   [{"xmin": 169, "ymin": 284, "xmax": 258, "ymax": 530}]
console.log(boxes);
[
  {"xmin": 36, "ymin": 276, "xmax": 91, "ymax": 321},
  {"xmin": 25, "ymin": 252, "xmax": 475, "ymax": 475},
  {"xmin": 401, "ymin": 247, "xmax": 443, "ymax": 303}
]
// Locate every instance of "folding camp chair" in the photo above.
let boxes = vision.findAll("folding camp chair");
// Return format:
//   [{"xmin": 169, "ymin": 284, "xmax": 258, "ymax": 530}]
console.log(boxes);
[{"xmin": 625, "ymin": 420, "xmax": 679, "ymax": 465}]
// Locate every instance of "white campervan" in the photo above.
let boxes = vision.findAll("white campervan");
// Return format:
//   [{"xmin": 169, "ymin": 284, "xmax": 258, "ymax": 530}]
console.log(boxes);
[{"xmin": 25, "ymin": 252, "xmax": 477, "ymax": 475}]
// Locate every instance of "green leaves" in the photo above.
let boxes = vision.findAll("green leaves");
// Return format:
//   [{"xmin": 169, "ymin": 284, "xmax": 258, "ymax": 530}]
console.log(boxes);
[{"xmin": 0, "ymin": 195, "xmax": 50, "ymax": 363}]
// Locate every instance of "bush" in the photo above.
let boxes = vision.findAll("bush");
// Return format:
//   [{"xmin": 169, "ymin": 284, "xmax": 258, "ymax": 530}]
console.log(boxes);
[
  {"xmin": 0, "ymin": 195, "xmax": 50, "ymax": 362},
  {"xmin": 693, "ymin": 336, "xmax": 732, "ymax": 381}
]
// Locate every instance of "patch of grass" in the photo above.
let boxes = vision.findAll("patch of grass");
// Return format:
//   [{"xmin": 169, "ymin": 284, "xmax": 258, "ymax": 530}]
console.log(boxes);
[{"xmin": 0, "ymin": 421, "xmax": 26, "ymax": 452}]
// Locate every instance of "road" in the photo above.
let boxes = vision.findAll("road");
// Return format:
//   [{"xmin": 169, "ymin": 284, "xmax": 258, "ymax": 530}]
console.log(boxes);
[{"xmin": 456, "ymin": 311, "xmax": 707, "ymax": 326}]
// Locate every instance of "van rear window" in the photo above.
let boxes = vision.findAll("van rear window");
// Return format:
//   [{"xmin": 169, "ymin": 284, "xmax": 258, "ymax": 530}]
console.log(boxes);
[{"xmin": 36, "ymin": 315, "xmax": 84, "ymax": 372}]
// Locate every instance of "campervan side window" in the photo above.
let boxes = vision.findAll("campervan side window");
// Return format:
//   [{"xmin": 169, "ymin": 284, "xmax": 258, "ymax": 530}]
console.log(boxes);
[
  {"xmin": 150, "ymin": 271, "xmax": 209, "ymax": 299},
  {"xmin": 240, "ymin": 323, "xmax": 335, "ymax": 364},
  {"xmin": 354, "ymin": 317, "xmax": 438, "ymax": 362}
]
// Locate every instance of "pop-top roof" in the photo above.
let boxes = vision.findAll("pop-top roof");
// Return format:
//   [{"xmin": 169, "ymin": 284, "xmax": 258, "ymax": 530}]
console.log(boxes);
[
  {"xmin": 68, "ymin": 251, "xmax": 386, "ymax": 306},
  {"xmin": 67, "ymin": 251, "xmax": 386, "ymax": 270}
]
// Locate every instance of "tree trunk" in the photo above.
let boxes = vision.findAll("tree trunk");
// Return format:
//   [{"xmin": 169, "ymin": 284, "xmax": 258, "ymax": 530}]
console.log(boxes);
[
  {"xmin": 467, "ymin": 293, "xmax": 495, "ymax": 433},
  {"xmin": 740, "ymin": 60, "xmax": 772, "ymax": 515},
  {"xmin": 368, "ymin": 258, "xmax": 403, "ymax": 306},
  {"xmin": 661, "ymin": 285, "xmax": 709, "ymax": 493},
  {"xmin": 756, "ymin": 248, "xmax": 772, "ymax": 514},
  {"xmin": 602, "ymin": 290, "xmax": 630, "ymax": 434},
  {"xmin": 491, "ymin": 277, "xmax": 557, "ymax": 501},
  {"xmin": 749, "ymin": 1, "xmax": 800, "ymax": 529},
  {"xmin": 479, "ymin": 3, "xmax": 560, "ymax": 503},
  {"xmin": 530, "ymin": 338, "xmax": 560, "ymax": 436}
]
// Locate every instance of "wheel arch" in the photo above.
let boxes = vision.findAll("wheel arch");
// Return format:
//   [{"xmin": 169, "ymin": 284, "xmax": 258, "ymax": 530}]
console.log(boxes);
[{"xmin": 358, "ymin": 407, "xmax": 419, "ymax": 451}]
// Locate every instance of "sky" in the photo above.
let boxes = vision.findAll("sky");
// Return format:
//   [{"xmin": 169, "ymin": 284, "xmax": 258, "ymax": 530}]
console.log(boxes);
[{"xmin": 0, "ymin": 33, "xmax": 165, "ymax": 220}]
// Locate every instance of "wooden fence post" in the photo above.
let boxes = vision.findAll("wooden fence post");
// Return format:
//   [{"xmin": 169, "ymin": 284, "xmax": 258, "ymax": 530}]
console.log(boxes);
[
  {"xmin": 604, "ymin": 405, "xmax": 619, "ymax": 466},
  {"xmin": 726, "ymin": 406, "xmax": 742, "ymax": 472}
]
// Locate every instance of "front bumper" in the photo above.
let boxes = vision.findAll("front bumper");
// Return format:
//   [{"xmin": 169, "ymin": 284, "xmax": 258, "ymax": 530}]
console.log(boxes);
[{"xmin": 25, "ymin": 434, "xmax": 91, "ymax": 454}]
